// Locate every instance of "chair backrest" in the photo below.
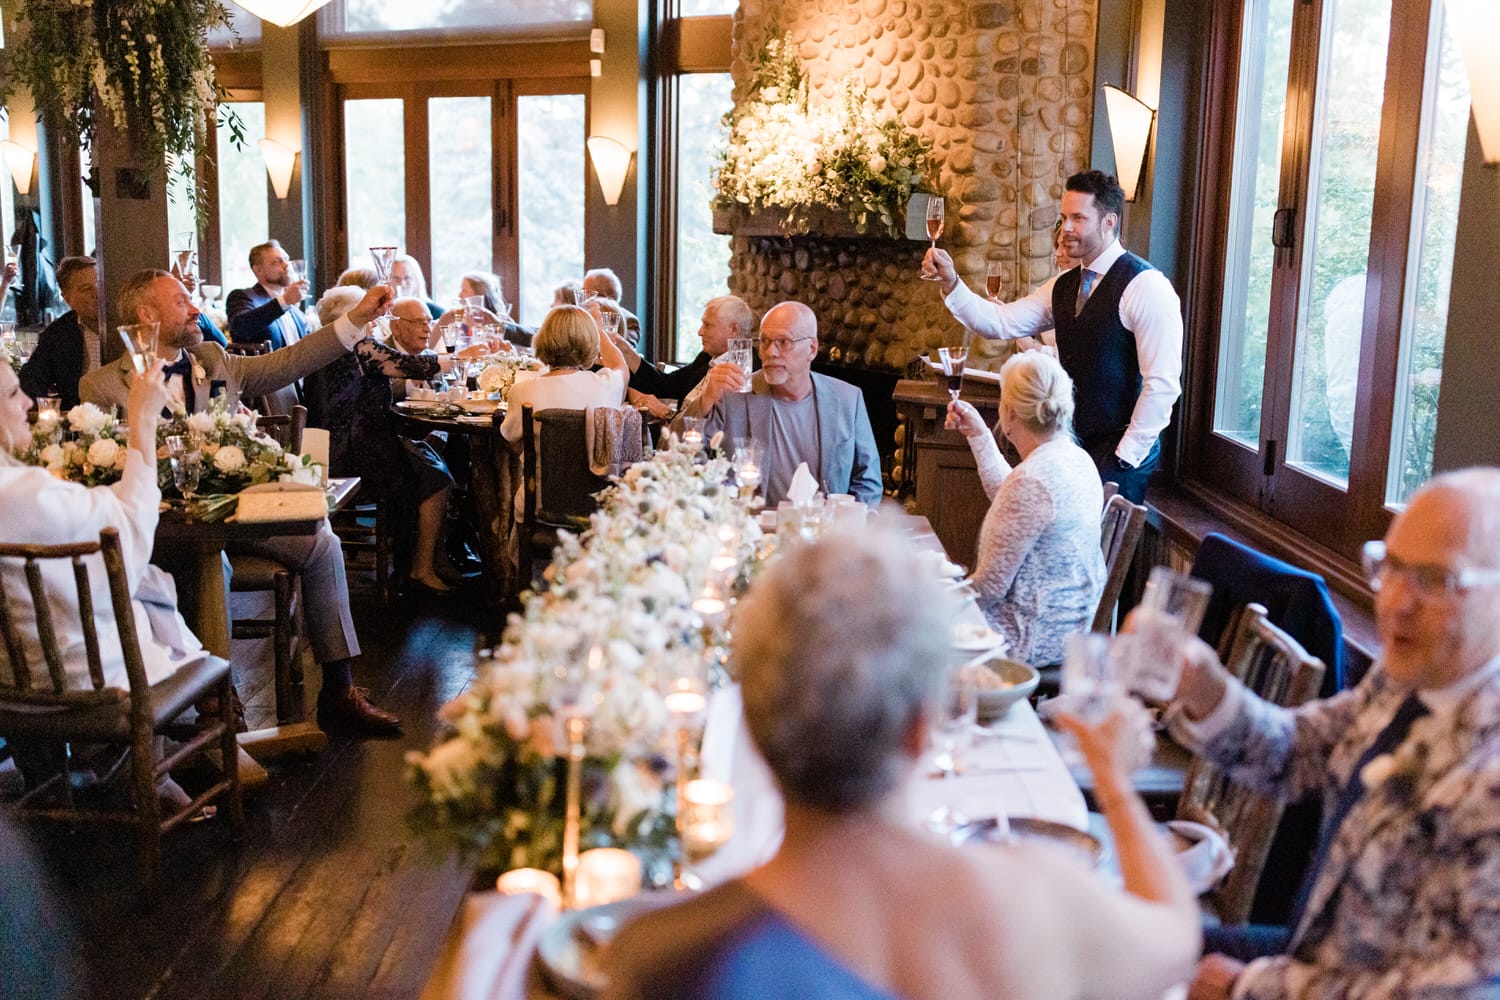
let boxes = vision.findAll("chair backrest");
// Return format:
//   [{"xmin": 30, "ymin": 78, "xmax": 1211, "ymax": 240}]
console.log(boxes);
[
  {"xmin": 226, "ymin": 341, "xmax": 271, "ymax": 357},
  {"xmin": 256, "ymin": 403, "xmax": 307, "ymax": 454},
  {"xmin": 520, "ymin": 404, "xmax": 610, "ymax": 528},
  {"xmin": 1091, "ymin": 493, "xmax": 1147, "ymax": 632},
  {"xmin": 1178, "ymin": 602, "xmax": 1325, "ymax": 925},
  {"xmin": 0, "ymin": 528, "xmax": 143, "ymax": 708}
]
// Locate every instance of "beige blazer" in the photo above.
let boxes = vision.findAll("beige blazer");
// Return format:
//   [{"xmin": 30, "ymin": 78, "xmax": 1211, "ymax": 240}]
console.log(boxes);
[{"xmin": 78, "ymin": 322, "xmax": 351, "ymax": 413}]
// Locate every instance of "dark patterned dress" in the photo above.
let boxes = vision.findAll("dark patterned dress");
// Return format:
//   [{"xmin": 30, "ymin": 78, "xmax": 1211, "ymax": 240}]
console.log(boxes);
[{"xmin": 313, "ymin": 338, "xmax": 450, "ymax": 502}]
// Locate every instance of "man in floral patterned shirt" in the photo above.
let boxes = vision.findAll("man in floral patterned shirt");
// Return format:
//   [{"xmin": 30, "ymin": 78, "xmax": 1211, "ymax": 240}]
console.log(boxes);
[{"xmin": 1168, "ymin": 467, "xmax": 1500, "ymax": 1000}]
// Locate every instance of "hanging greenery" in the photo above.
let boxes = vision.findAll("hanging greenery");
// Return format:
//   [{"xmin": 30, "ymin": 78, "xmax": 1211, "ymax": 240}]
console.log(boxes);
[{"xmin": 1, "ymin": 0, "xmax": 241, "ymax": 199}]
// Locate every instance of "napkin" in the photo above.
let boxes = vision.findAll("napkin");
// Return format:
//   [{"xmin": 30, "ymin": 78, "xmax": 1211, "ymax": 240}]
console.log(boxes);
[
  {"xmin": 786, "ymin": 462, "xmax": 819, "ymax": 504},
  {"xmin": 1166, "ymin": 820, "xmax": 1236, "ymax": 893}
]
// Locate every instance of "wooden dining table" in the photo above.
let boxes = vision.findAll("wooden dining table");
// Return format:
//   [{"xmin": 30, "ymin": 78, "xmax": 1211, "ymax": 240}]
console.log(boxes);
[
  {"xmin": 392, "ymin": 403, "xmax": 522, "ymax": 601},
  {"xmin": 153, "ymin": 476, "xmax": 361, "ymax": 763}
]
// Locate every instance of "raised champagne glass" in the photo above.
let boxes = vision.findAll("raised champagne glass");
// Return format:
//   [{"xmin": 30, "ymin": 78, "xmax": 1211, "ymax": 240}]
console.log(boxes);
[
  {"xmin": 921, "ymin": 198, "xmax": 946, "ymax": 281},
  {"xmin": 986, "ymin": 260, "xmax": 1004, "ymax": 299},
  {"xmin": 941, "ymin": 342, "xmax": 969, "ymax": 403}
]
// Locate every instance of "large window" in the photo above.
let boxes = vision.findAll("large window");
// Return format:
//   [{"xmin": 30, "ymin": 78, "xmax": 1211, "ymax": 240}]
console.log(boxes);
[
  {"xmin": 516, "ymin": 94, "xmax": 586, "ymax": 328},
  {"xmin": 1188, "ymin": 0, "xmax": 1471, "ymax": 569},
  {"xmin": 216, "ymin": 101, "xmax": 270, "ymax": 293},
  {"xmin": 672, "ymin": 73, "xmax": 734, "ymax": 362},
  {"xmin": 343, "ymin": 98, "xmax": 406, "ymax": 274},
  {"xmin": 323, "ymin": 0, "xmax": 592, "ymax": 40},
  {"xmin": 428, "ymin": 96, "xmax": 493, "ymax": 305}
]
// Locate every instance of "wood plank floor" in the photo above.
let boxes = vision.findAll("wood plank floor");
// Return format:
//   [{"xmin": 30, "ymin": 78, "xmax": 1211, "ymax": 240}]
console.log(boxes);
[{"xmin": 6, "ymin": 569, "xmax": 497, "ymax": 1000}]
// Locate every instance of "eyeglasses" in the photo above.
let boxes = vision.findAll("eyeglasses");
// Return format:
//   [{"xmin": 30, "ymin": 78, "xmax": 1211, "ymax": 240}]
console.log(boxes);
[
  {"xmin": 756, "ymin": 335, "xmax": 814, "ymax": 354},
  {"xmin": 1361, "ymin": 540, "xmax": 1500, "ymax": 602}
]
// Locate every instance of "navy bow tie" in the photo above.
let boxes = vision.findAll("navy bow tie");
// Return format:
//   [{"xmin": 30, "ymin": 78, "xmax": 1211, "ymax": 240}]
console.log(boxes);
[{"xmin": 163, "ymin": 356, "xmax": 193, "ymax": 380}]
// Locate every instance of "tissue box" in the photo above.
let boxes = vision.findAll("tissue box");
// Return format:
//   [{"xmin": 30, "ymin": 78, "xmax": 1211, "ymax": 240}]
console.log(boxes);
[{"xmin": 234, "ymin": 482, "xmax": 328, "ymax": 523}]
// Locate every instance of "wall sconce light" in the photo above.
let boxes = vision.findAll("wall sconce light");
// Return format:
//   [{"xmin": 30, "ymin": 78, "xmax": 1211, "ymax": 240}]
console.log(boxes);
[
  {"xmin": 257, "ymin": 138, "xmax": 300, "ymax": 199},
  {"xmin": 1102, "ymin": 84, "xmax": 1157, "ymax": 202},
  {"xmin": 1445, "ymin": 0, "xmax": 1500, "ymax": 165},
  {"xmin": 587, "ymin": 136, "xmax": 634, "ymax": 207},
  {"xmin": 235, "ymin": 0, "xmax": 335, "ymax": 27},
  {"xmin": 0, "ymin": 140, "xmax": 36, "ymax": 196}
]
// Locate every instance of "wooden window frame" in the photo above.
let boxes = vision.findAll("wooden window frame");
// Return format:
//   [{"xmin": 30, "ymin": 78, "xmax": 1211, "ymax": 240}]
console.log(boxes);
[{"xmin": 1180, "ymin": 0, "xmax": 1442, "ymax": 597}]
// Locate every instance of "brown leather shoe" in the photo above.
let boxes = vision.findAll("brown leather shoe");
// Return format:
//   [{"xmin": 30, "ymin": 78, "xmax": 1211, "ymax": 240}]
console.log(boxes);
[{"xmin": 317, "ymin": 686, "xmax": 401, "ymax": 736}]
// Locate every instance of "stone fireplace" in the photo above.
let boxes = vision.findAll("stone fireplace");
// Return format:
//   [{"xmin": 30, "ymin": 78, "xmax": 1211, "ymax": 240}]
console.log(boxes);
[{"xmin": 723, "ymin": 0, "xmax": 1099, "ymax": 374}]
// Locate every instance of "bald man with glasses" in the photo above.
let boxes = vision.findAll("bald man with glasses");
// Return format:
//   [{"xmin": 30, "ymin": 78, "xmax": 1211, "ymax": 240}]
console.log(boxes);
[
  {"xmin": 699, "ymin": 301, "xmax": 882, "ymax": 507},
  {"xmin": 1162, "ymin": 467, "xmax": 1500, "ymax": 1000}
]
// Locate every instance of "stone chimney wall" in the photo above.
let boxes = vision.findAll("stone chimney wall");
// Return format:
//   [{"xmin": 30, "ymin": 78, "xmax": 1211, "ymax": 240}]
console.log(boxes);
[{"xmin": 726, "ymin": 0, "xmax": 1097, "ymax": 371}]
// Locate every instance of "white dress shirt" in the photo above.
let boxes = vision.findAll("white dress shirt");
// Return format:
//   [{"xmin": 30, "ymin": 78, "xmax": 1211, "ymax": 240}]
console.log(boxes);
[{"xmin": 944, "ymin": 239, "xmax": 1184, "ymax": 468}]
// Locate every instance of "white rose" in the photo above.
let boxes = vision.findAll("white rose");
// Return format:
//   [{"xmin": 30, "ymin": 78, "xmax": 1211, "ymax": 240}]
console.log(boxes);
[
  {"xmin": 213, "ymin": 445, "xmax": 247, "ymax": 473},
  {"xmin": 39, "ymin": 443, "xmax": 66, "ymax": 469},
  {"xmin": 285, "ymin": 464, "xmax": 322, "ymax": 487},
  {"xmin": 230, "ymin": 412, "xmax": 256, "ymax": 431},
  {"xmin": 67, "ymin": 403, "xmax": 108, "ymax": 436},
  {"xmin": 86, "ymin": 438, "xmax": 121, "ymax": 468},
  {"xmin": 477, "ymin": 365, "xmax": 507, "ymax": 393},
  {"xmin": 186, "ymin": 412, "xmax": 216, "ymax": 435},
  {"xmin": 868, "ymin": 153, "xmax": 887, "ymax": 175}
]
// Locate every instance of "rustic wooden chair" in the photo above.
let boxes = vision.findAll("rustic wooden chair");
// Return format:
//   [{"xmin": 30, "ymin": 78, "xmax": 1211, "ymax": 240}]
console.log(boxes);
[
  {"xmin": 0, "ymin": 528, "xmax": 244, "ymax": 894},
  {"xmin": 1180, "ymin": 602, "xmax": 1325, "ymax": 925},
  {"xmin": 228, "ymin": 407, "xmax": 310, "ymax": 723},
  {"xmin": 518, "ymin": 404, "xmax": 610, "ymax": 590},
  {"xmin": 1092, "ymin": 493, "xmax": 1148, "ymax": 633}
]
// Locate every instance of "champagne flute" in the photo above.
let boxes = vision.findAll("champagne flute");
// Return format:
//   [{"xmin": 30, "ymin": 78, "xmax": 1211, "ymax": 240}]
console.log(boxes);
[
  {"xmin": 369, "ymin": 246, "xmax": 398, "ymax": 304},
  {"xmin": 926, "ymin": 664, "xmax": 978, "ymax": 834},
  {"xmin": 986, "ymin": 260, "xmax": 1004, "ymax": 299},
  {"xmin": 921, "ymin": 198, "xmax": 946, "ymax": 281}
]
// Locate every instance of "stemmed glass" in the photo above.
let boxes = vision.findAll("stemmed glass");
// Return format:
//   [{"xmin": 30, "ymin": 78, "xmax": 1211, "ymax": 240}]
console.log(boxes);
[
  {"xmin": 939, "ymin": 341, "xmax": 968, "ymax": 403},
  {"xmin": 921, "ymin": 198, "xmax": 945, "ymax": 280},
  {"xmin": 369, "ymin": 246, "xmax": 398, "ymax": 308},
  {"xmin": 118, "ymin": 322, "xmax": 160, "ymax": 374},
  {"xmin": 173, "ymin": 231, "xmax": 197, "ymax": 286},
  {"xmin": 926, "ymin": 664, "xmax": 978, "ymax": 834},
  {"xmin": 986, "ymin": 260, "xmax": 1004, "ymax": 299},
  {"xmin": 200, "ymin": 283, "xmax": 222, "ymax": 311},
  {"xmin": 166, "ymin": 435, "xmax": 202, "ymax": 502}
]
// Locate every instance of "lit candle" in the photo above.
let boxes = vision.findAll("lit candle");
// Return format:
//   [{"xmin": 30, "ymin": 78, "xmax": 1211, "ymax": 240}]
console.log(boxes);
[
  {"xmin": 574, "ymin": 848, "xmax": 642, "ymax": 908},
  {"xmin": 664, "ymin": 687, "xmax": 707, "ymax": 716},
  {"xmin": 496, "ymin": 867, "xmax": 563, "ymax": 909},
  {"xmin": 682, "ymin": 429, "xmax": 704, "ymax": 450},
  {"xmin": 681, "ymin": 779, "xmax": 734, "ymax": 862}
]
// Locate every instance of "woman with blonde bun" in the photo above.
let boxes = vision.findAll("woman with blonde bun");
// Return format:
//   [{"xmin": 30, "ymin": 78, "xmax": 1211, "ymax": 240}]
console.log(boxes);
[{"xmin": 946, "ymin": 351, "xmax": 1104, "ymax": 663}]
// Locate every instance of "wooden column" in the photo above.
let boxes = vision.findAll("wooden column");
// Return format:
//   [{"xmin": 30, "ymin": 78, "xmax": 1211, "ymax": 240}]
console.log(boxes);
[
  {"xmin": 262, "ymin": 22, "xmax": 307, "ymax": 261},
  {"xmin": 93, "ymin": 116, "xmax": 169, "ymax": 348},
  {"xmin": 586, "ymin": 2, "xmax": 647, "ymax": 337}
]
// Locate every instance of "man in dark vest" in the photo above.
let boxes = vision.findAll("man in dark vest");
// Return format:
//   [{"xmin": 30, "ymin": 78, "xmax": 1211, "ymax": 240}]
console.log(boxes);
[{"xmin": 923, "ymin": 170, "xmax": 1182, "ymax": 503}]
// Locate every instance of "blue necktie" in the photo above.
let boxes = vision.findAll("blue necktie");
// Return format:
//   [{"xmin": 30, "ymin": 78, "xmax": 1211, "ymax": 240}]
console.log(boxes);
[
  {"xmin": 1075, "ymin": 269, "xmax": 1098, "ymax": 316},
  {"xmin": 1290, "ymin": 692, "xmax": 1429, "ymax": 954}
]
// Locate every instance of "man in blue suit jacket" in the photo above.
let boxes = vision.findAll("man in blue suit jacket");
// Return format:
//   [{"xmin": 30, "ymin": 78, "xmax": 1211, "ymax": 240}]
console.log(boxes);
[
  {"xmin": 226, "ymin": 239, "xmax": 309, "ymax": 350},
  {"xmin": 19, "ymin": 256, "xmax": 101, "ymax": 409},
  {"xmin": 701, "ymin": 301, "xmax": 882, "ymax": 507}
]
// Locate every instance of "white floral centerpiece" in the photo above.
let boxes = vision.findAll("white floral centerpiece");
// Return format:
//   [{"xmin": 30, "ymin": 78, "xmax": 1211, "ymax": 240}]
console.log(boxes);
[
  {"xmin": 156, "ymin": 396, "xmax": 323, "ymax": 499},
  {"xmin": 408, "ymin": 434, "xmax": 764, "ymax": 874},
  {"xmin": 12, "ymin": 403, "xmax": 130, "ymax": 486},
  {"xmin": 1, "ymin": 339, "xmax": 21, "ymax": 375},
  {"xmin": 714, "ymin": 31, "xmax": 935, "ymax": 236},
  {"xmin": 474, "ymin": 352, "xmax": 546, "ymax": 401}
]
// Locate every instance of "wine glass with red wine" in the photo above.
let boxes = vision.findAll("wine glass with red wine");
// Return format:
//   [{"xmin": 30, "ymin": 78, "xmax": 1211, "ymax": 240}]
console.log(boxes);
[
  {"xmin": 921, "ymin": 198, "xmax": 946, "ymax": 281},
  {"xmin": 943, "ymin": 342, "xmax": 968, "ymax": 402}
]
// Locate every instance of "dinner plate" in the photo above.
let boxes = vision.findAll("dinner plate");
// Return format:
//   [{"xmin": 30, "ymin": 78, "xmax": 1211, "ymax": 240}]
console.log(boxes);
[
  {"xmin": 455, "ymin": 397, "xmax": 500, "ymax": 414},
  {"xmin": 394, "ymin": 399, "xmax": 453, "ymax": 414},
  {"xmin": 536, "ymin": 891, "xmax": 687, "ymax": 999},
  {"xmin": 951, "ymin": 622, "xmax": 1003, "ymax": 651},
  {"xmin": 954, "ymin": 816, "xmax": 1105, "ymax": 867}
]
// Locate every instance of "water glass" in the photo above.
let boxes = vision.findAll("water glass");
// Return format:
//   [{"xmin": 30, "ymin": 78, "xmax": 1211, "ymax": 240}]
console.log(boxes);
[
  {"xmin": 926, "ymin": 664, "xmax": 978, "ymax": 834},
  {"xmin": 723, "ymin": 338, "xmax": 755, "ymax": 392},
  {"xmin": 118, "ymin": 322, "xmax": 160, "ymax": 375},
  {"xmin": 0, "ymin": 320, "xmax": 15, "ymax": 348},
  {"xmin": 1060, "ymin": 632, "xmax": 1123, "ymax": 723},
  {"xmin": 1124, "ymin": 568, "xmax": 1214, "ymax": 703}
]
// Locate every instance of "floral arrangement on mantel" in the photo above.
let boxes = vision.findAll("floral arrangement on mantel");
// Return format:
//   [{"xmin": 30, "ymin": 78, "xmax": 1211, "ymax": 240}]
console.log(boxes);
[
  {"xmin": 407, "ymin": 435, "xmax": 766, "ymax": 876},
  {"xmin": 714, "ymin": 32, "xmax": 935, "ymax": 238},
  {"xmin": 0, "ymin": 0, "xmax": 242, "ymax": 195}
]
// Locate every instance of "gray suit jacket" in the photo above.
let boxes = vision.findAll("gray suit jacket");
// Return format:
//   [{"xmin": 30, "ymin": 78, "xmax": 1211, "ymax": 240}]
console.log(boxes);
[
  {"xmin": 79, "ymin": 323, "xmax": 350, "ymax": 413},
  {"xmin": 702, "ymin": 371, "xmax": 883, "ymax": 506}
]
